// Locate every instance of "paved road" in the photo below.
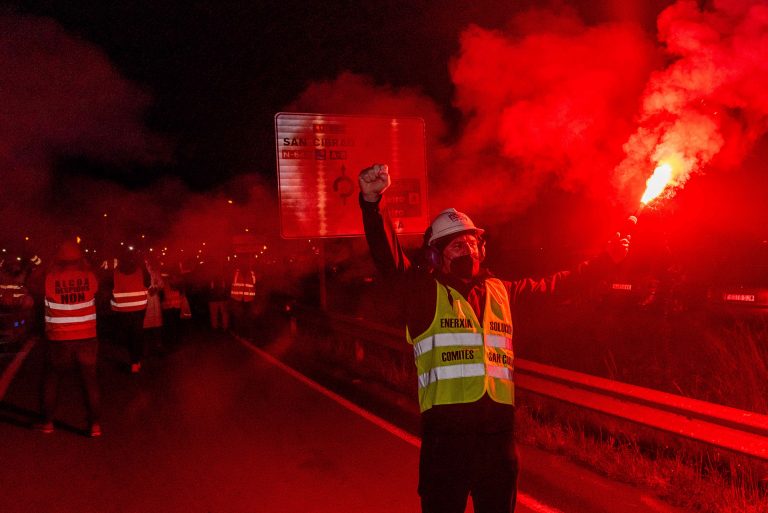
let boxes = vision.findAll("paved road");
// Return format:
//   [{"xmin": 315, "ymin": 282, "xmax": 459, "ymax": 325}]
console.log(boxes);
[
  {"xmin": 1, "ymin": 330, "xmax": 427, "ymax": 513},
  {"xmin": 0, "ymin": 324, "xmax": 689, "ymax": 513}
]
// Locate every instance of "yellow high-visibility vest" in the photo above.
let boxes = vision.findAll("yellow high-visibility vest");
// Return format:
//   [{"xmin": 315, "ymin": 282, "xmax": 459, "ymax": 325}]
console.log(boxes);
[{"xmin": 407, "ymin": 278, "xmax": 514, "ymax": 412}]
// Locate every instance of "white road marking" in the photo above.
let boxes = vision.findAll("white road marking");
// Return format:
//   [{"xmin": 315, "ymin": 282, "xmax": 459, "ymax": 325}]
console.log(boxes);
[{"xmin": 236, "ymin": 335, "xmax": 565, "ymax": 513}]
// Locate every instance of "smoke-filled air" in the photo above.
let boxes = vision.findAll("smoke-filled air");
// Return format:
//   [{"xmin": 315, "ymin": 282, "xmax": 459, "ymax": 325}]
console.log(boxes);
[
  {"xmin": 295, "ymin": 0, "xmax": 768, "ymax": 232},
  {"xmin": 3, "ymin": 0, "xmax": 768, "ymax": 285}
]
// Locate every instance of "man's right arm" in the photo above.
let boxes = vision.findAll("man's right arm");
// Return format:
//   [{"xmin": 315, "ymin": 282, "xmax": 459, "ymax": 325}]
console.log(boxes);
[{"xmin": 358, "ymin": 164, "xmax": 412, "ymax": 276}]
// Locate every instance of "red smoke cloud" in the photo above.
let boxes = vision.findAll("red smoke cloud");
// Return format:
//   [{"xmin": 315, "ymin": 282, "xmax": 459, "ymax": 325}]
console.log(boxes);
[
  {"xmin": 446, "ymin": 7, "xmax": 660, "ymax": 217},
  {"xmin": 285, "ymin": 9, "xmax": 661, "ymax": 223},
  {"xmin": 290, "ymin": 0, "xmax": 768, "ymax": 234},
  {"xmin": 0, "ymin": 14, "xmax": 304, "ymax": 285},
  {"xmin": 285, "ymin": 72, "xmax": 448, "ymax": 153},
  {"xmin": 0, "ymin": 13, "xmax": 168, "ymax": 254},
  {"xmin": 614, "ymin": 0, "xmax": 768, "ymax": 205}
]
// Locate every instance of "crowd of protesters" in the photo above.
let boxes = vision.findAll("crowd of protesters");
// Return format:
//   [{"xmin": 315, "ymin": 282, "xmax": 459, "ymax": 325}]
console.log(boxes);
[{"xmin": 0, "ymin": 237, "xmax": 267, "ymax": 438}]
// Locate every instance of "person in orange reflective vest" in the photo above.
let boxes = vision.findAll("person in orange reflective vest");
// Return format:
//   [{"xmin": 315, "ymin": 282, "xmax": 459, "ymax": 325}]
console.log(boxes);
[
  {"xmin": 229, "ymin": 260, "xmax": 256, "ymax": 334},
  {"xmin": 109, "ymin": 248, "xmax": 149, "ymax": 373},
  {"xmin": 358, "ymin": 164, "xmax": 630, "ymax": 513},
  {"xmin": 36, "ymin": 239, "xmax": 102, "ymax": 437}
]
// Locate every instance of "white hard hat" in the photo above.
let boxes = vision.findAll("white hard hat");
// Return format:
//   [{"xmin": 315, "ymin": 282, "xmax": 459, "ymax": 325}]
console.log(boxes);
[{"xmin": 427, "ymin": 208, "xmax": 484, "ymax": 246}]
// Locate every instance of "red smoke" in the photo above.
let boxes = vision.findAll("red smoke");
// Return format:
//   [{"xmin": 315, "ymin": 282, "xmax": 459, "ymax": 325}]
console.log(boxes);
[
  {"xmin": 615, "ymin": 0, "xmax": 768, "ymax": 205},
  {"xmin": 0, "ymin": 13, "xmax": 168, "ymax": 256},
  {"xmin": 447, "ymin": 7, "xmax": 660, "ymax": 217},
  {"xmin": 0, "ymin": 11, "xmax": 298, "ymax": 284},
  {"xmin": 290, "ymin": 0, "xmax": 768, "ymax": 240},
  {"xmin": 285, "ymin": 72, "xmax": 448, "ymax": 154},
  {"xmin": 286, "ymin": 8, "xmax": 661, "ymax": 224}
]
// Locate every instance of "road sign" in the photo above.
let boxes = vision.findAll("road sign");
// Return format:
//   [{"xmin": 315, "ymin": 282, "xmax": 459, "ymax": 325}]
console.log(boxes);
[{"xmin": 275, "ymin": 113, "xmax": 428, "ymax": 238}]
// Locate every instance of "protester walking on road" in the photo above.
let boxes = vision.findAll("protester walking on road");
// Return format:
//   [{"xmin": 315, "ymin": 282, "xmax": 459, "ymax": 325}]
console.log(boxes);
[
  {"xmin": 110, "ymin": 248, "xmax": 149, "ymax": 373},
  {"xmin": 208, "ymin": 260, "xmax": 230, "ymax": 331},
  {"xmin": 160, "ymin": 265, "xmax": 184, "ymax": 350},
  {"xmin": 143, "ymin": 256, "xmax": 164, "ymax": 354},
  {"xmin": 37, "ymin": 239, "xmax": 102, "ymax": 437},
  {"xmin": 358, "ymin": 163, "xmax": 630, "ymax": 513}
]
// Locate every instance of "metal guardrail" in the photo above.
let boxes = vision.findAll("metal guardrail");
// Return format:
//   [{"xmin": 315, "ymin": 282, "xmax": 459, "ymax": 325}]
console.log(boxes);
[{"xmin": 302, "ymin": 308, "xmax": 768, "ymax": 461}]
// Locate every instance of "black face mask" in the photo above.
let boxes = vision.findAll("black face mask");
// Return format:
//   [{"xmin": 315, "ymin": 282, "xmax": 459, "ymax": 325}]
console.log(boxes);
[{"xmin": 448, "ymin": 254, "xmax": 478, "ymax": 280}]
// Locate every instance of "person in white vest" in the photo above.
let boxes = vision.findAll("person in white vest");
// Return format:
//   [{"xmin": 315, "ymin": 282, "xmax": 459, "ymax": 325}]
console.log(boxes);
[
  {"xmin": 358, "ymin": 164, "xmax": 630, "ymax": 513},
  {"xmin": 109, "ymin": 247, "xmax": 149, "ymax": 373}
]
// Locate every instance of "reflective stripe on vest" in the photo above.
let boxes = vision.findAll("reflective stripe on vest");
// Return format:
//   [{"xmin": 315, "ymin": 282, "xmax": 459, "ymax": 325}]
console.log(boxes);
[
  {"xmin": 111, "ymin": 270, "xmax": 148, "ymax": 312},
  {"xmin": 44, "ymin": 270, "xmax": 98, "ymax": 341},
  {"xmin": 407, "ymin": 278, "xmax": 514, "ymax": 412},
  {"xmin": 231, "ymin": 270, "xmax": 256, "ymax": 302}
]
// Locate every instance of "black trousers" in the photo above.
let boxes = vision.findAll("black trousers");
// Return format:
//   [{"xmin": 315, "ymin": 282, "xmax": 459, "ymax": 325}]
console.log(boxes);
[
  {"xmin": 115, "ymin": 310, "xmax": 145, "ymax": 365},
  {"xmin": 161, "ymin": 308, "xmax": 181, "ymax": 348},
  {"xmin": 42, "ymin": 338, "xmax": 100, "ymax": 424},
  {"xmin": 419, "ymin": 428, "xmax": 518, "ymax": 513}
]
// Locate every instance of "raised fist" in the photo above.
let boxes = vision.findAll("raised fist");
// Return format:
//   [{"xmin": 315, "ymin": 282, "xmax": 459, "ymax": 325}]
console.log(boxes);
[{"xmin": 358, "ymin": 163, "xmax": 391, "ymax": 202}]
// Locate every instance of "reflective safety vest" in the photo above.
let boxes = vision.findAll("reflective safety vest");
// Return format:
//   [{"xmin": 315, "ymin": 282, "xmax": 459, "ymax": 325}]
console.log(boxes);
[
  {"xmin": 111, "ymin": 269, "xmax": 148, "ymax": 312},
  {"xmin": 230, "ymin": 269, "xmax": 256, "ymax": 302},
  {"xmin": 406, "ymin": 278, "xmax": 514, "ymax": 413},
  {"xmin": 44, "ymin": 269, "xmax": 98, "ymax": 341}
]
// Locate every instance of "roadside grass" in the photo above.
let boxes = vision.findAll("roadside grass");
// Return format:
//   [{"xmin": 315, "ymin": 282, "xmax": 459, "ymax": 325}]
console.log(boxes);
[
  {"xmin": 516, "ymin": 403, "xmax": 768, "ymax": 513},
  {"xmin": 519, "ymin": 301, "xmax": 768, "ymax": 414},
  {"xmin": 271, "ymin": 307, "xmax": 768, "ymax": 513}
]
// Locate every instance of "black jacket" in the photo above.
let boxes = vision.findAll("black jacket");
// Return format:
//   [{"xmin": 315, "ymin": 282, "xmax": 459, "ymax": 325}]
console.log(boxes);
[{"xmin": 360, "ymin": 193, "xmax": 612, "ymax": 434}]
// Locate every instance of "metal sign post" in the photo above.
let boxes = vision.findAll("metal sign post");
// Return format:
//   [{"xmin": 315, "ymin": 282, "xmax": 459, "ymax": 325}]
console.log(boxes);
[{"xmin": 318, "ymin": 240, "xmax": 327, "ymax": 310}]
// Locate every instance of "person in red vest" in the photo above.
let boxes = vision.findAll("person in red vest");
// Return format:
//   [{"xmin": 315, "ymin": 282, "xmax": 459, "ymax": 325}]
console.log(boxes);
[
  {"xmin": 36, "ymin": 239, "xmax": 101, "ymax": 437},
  {"xmin": 110, "ymin": 247, "xmax": 149, "ymax": 373}
]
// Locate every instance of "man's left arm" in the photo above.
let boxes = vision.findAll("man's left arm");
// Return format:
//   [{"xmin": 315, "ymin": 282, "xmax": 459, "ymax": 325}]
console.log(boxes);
[{"xmin": 510, "ymin": 233, "xmax": 629, "ymax": 304}]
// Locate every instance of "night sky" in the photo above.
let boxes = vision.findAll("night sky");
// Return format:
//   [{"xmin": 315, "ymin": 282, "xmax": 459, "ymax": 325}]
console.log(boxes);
[
  {"xmin": 3, "ymin": 0, "xmax": 767, "ymax": 280},
  {"xmin": 4, "ymin": 0, "xmax": 668, "ymax": 188}
]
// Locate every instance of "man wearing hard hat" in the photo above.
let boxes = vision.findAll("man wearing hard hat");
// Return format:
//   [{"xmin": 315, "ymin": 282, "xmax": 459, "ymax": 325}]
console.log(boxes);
[{"xmin": 358, "ymin": 163, "xmax": 629, "ymax": 513}]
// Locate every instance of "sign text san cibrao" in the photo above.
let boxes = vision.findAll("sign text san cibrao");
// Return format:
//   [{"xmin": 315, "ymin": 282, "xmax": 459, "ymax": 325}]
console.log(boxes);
[{"xmin": 280, "ymin": 122, "xmax": 355, "ymax": 161}]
